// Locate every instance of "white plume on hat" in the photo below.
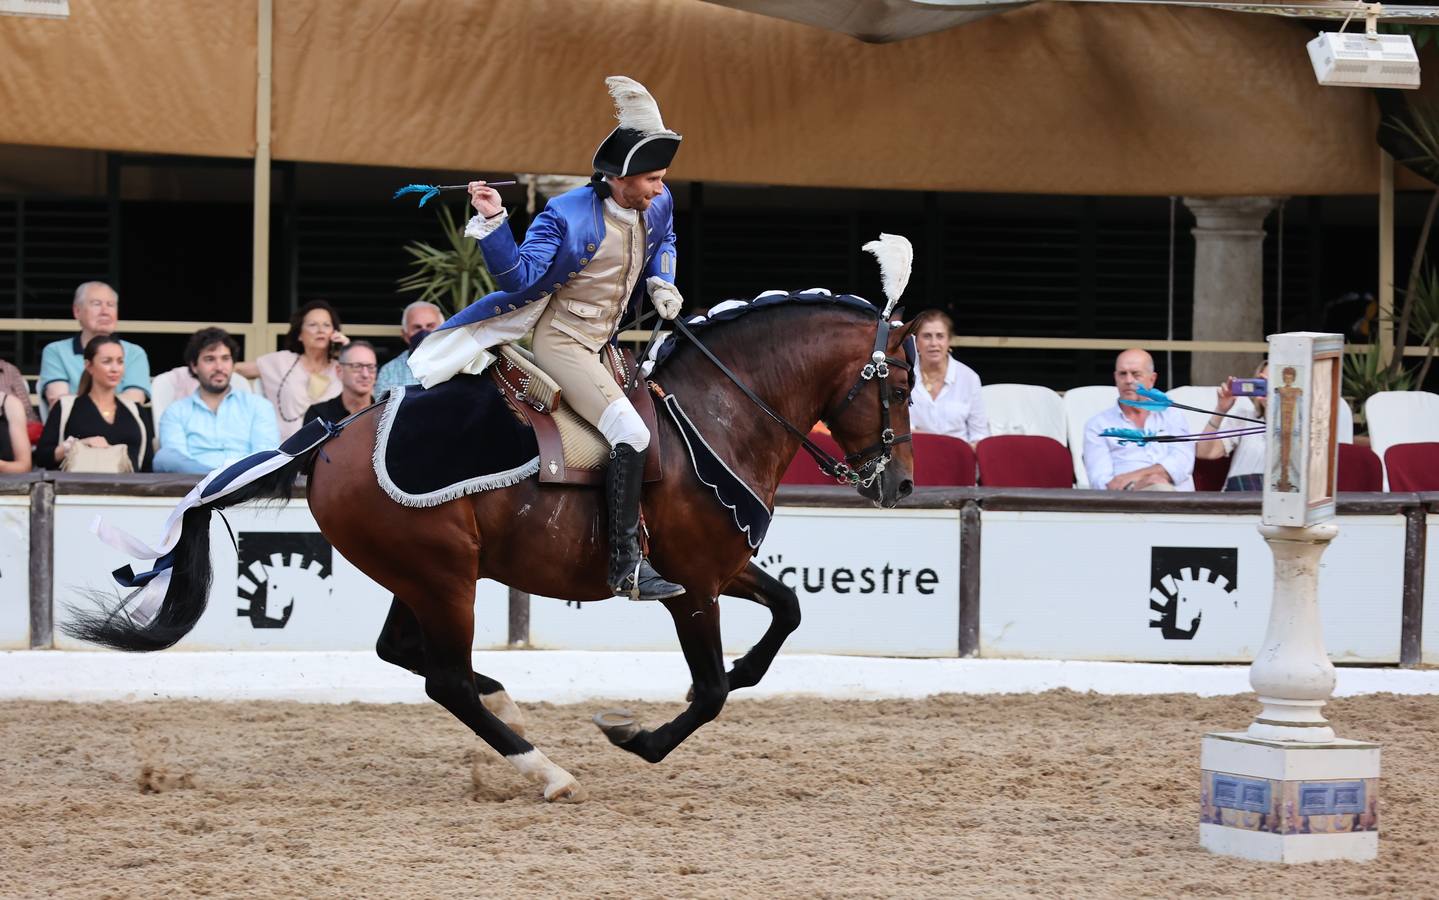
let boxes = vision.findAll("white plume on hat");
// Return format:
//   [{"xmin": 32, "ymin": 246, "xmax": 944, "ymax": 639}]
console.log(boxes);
[
  {"xmin": 606, "ymin": 76, "xmax": 668, "ymax": 135},
  {"xmin": 862, "ymin": 233, "xmax": 913, "ymax": 317}
]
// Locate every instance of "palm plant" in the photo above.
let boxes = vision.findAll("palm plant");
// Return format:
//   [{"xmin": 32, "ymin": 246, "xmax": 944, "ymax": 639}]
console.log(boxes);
[
  {"xmin": 1407, "ymin": 266, "xmax": 1439, "ymax": 386},
  {"xmin": 1343, "ymin": 97, "xmax": 1439, "ymax": 422},
  {"xmin": 1343, "ymin": 340, "xmax": 1413, "ymax": 428},
  {"xmin": 397, "ymin": 204, "xmax": 497, "ymax": 316}
]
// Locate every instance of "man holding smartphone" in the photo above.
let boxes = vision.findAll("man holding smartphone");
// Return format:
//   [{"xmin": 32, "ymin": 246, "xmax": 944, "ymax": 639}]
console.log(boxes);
[{"xmin": 1082, "ymin": 348, "xmax": 1196, "ymax": 491}]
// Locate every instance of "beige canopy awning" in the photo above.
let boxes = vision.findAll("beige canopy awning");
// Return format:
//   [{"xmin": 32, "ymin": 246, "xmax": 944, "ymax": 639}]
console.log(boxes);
[{"xmin": 0, "ymin": 0, "xmax": 1427, "ymax": 194}]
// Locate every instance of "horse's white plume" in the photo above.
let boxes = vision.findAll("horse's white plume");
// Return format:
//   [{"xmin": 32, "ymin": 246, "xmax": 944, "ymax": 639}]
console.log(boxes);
[
  {"xmin": 862, "ymin": 233, "xmax": 913, "ymax": 317},
  {"xmin": 606, "ymin": 76, "xmax": 667, "ymax": 134}
]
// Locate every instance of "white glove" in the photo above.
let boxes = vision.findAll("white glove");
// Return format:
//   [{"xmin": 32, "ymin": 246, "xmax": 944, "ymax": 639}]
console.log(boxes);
[{"xmin": 647, "ymin": 276, "xmax": 683, "ymax": 321}]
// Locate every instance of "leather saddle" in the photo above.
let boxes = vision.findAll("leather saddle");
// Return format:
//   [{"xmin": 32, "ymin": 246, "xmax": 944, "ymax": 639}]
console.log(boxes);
[{"xmin": 490, "ymin": 343, "xmax": 661, "ymax": 486}]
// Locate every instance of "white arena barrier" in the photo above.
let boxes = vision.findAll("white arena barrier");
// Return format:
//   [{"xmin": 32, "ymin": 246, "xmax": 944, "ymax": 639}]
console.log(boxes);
[
  {"xmin": 7, "ymin": 474, "xmax": 1435, "ymax": 663},
  {"xmin": 50, "ymin": 495, "xmax": 508, "ymax": 652},
  {"xmin": 0, "ymin": 485, "xmax": 30, "ymax": 649},
  {"xmin": 528, "ymin": 506, "xmax": 961, "ymax": 657},
  {"xmin": 981, "ymin": 510, "xmax": 1404, "ymax": 663}
]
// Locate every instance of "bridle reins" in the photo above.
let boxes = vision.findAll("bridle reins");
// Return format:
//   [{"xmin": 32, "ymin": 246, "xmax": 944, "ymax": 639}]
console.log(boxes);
[{"xmin": 665, "ymin": 314, "xmax": 912, "ymax": 489}]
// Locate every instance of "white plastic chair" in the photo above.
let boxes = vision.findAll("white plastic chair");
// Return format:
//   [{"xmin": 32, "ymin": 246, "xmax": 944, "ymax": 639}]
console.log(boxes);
[
  {"xmin": 1168, "ymin": 385, "xmax": 1221, "ymax": 436},
  {"xmin": 149, "ymin": 368, "xmax": 186, "ymax": 428},
  {"xmin": 980, "ymin": 384, "xmax": 1066, "ymax": 444},
  {"xmin": 1062, "ymin": 385, "xmax": 1119, "ymax": 488},
  {"xmin": 1365, "ymin": 390, "xmax": 1439, "ymax": 488},
  {"xmin": 1338, "ymin": 398, "xmax": 1354, "ymax": 444}
]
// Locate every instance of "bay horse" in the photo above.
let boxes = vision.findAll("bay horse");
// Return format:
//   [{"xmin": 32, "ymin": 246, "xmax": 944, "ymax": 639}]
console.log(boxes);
[{"xmin": 67, "ymin": 296, "xmax": 919, "ymax": 802}]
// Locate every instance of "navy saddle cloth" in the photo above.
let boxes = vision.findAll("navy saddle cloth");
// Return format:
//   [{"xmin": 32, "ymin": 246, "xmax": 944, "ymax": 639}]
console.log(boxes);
[{"xmin": 374, "ymin": 375, "xmax": 539, "ymax": 504}]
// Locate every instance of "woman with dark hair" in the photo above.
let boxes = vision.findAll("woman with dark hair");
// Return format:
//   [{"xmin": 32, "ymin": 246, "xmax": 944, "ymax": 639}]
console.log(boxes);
[
  {"xmin": 36, "ymin": 335, "xmax": 153, "ymax": 471},
  {"xmin": 236, "ymin": 300, "xmax": 348, "ymax": 441}
]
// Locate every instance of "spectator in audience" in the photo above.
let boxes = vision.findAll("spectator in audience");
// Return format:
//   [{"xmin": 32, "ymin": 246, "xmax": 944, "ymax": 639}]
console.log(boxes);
[
  {"xmin": 38, "ymin": 281, "xmax": 151, "ymax": 419},
  {"xmin": 0, "ymin": 357, "xmax": 39, "ymax": 426},
  {"xmin": 1196, "ymin": 362, "xmax": 1268, "ymax": 492},
  {"xmin": 0, "ymin": 388, "xmax": 32, "ymax": 473},
  {"xmin": 37, "ymin": 335, "xmax": 154, "ymax": 472},
  {"xmin": 154, "ymin": 328, "xmax": 280, "ymax": 474},
  {"xmin": 1082, "ymin": 348, "xmax": 1194, "ymax": 491},
  {"xmin": 236, "ymin": 300, "xmax": 348, "ymax": 442},
  {"xmin": 910, "ymin": 309, "xmax": 989, "ymax": 445},
  {"xmin": 375, "ymin": 300, "xmax": 444, "ymax": 397},
  {"xmin": 304, "ymin": 341, "xmax": 377, "ymax": 424}
]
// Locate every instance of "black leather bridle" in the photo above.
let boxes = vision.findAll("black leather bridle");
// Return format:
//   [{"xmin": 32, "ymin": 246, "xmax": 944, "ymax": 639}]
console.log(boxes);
[{"xmin": 667, "ymin": 313, "xmax": 913, "ymax": 490}]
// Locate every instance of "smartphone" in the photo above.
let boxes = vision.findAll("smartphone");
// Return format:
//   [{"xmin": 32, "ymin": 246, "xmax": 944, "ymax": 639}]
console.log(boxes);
[
  {"xmin": 328, "ymin": 337, "xmax": 343, "ymax": 360},
  {"xmin": 1231, "ymin": 377, "xmax": 1267, "ymax": 396}
]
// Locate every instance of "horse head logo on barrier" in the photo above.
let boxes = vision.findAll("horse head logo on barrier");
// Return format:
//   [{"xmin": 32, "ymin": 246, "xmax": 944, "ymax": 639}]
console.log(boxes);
[
  {"xmin": 1149, "ymin": 547, "xmax": 1238, "ymax": 640},
  {"xmin": 236, "ymin": 532, "xmax": 333, "ymax": 629}
]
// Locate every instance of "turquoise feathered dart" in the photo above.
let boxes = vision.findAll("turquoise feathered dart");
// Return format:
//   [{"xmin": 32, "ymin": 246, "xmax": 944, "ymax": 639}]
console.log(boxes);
[
  {"xmin": 1101, "ymin": 424, "xmax": 1265, "ymax": 446},
  {"xmin": 1120, "ymin": 385, "xmax": 1262, "ymax": 424},
  {"xmin": 392, "ymin": 181, "xmax": 517, "ymax": 207}
]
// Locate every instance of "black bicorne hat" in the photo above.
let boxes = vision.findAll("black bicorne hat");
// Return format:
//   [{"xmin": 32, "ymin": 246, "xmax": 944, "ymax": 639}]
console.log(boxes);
[{"xmin": 592, "ymin": 76, "xmax": 682, "ymax": 178}]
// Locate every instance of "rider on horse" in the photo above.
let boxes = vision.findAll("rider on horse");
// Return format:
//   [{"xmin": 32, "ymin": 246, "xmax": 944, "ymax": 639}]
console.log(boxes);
[{"xmin": 408, "ymin": 76, "xmax": 686, "ymax": 602}]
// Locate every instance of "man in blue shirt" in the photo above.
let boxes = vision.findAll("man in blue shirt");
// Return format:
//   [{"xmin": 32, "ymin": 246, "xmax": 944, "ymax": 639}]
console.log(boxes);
[
  {"xmin": 38, "ymin": 281, "xmax": 152, "ymax": 420},
  {"xmin": 154, "ymin": 328, "xmax": 280, "ymax": 474},
  {"xmin": 1083, "ymin": 348, "xmax": 1195, "ymax": 491},
  {"xmin": 374, "ymin": 300, "xmax": 443, "ymax": 397}
]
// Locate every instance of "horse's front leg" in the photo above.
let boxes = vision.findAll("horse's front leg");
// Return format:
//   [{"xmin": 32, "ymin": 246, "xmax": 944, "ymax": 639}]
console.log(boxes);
[
  {"xmin": 594, "ymin": 593, "xmax": 727, "ymax": 763},
  {"xmin": 720, "ymin": 561, "xmax": 801, "ymax": 692}
]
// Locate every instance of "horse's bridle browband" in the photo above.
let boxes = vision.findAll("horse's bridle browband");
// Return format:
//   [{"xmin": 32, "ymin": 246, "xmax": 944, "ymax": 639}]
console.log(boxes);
[{"xmin": 666, "ymin": 314, "xmax": 912, "ymax": 490}]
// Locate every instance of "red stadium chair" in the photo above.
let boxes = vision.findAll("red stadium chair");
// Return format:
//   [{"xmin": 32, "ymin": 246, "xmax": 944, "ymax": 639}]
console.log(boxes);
[
  {"xmin": 911, "ymin": 433, "xmax": 977, "ymax": 487},
  {"xmin": 780, "ymin": 431, "xmax": 845, "ymax": 485},
  {"xmin": 1383, "ymin": 442, "xmax": 1439, "ymax": 492},
  {"xmin": 1336, "ymin": 442, "xmax": 1383, "ymax": 492},
  {"xmin": 1192, "ymin": 455, "xmax": 1230, "ymax": 492},
  {"xmin": 975, "ymin": 435, "xmax": 1072, "ymax": 488}
]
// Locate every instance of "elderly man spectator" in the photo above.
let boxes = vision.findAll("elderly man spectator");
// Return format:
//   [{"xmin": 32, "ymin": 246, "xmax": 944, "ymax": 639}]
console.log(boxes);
[
  {"xmin": 38, "ymin": 281, "xmax": 151, "ymax": 419},
  {"xmin": 374, "ymin": 300, "xmax": 444, "ymax": 397},
  {"xmin": 304, "ymin": 341, "xmax": 377, "ymax": 424},
  {"xmin": 153, "ymin": 328, "xmax": 279, "ymax": 474},
  {"xmin": 1082, "ymin": 348, "xmax": 1195, "ymax": 491}
]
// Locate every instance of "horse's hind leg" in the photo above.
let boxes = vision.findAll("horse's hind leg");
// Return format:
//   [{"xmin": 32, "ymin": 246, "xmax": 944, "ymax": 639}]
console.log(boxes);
[
  {"xmin": 595, "ymin": 593, "xmax": 727, "ymax": 764},
  {"xmin": 411, "ymin": 588, "xmax": 584, "ymax": 802},
  {"xmin": 374, "ymin": 596, "xmax": 527, "ymax": 737}
]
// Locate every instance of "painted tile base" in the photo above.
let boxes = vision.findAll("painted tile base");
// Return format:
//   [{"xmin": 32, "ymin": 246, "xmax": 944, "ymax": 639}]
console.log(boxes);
[
  {"xmin": 1200, "ymin": 732, "xmax": 1380, "ymax": 864},
  {"xmin": 1200, "ymin": 824, "xmax": 1378, "ymax": 863}
]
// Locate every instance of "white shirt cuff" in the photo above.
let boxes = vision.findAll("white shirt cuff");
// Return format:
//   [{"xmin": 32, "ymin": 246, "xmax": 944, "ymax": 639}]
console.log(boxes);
[{"xmin": 464, "ymin": 209, "xmax": 508, "ymax": 241}]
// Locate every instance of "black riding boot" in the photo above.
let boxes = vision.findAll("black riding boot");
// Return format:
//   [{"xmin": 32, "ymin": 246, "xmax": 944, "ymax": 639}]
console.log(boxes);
[{"xmin": 606, "ymin": 443, "xmax": 684, "ymax": 601}]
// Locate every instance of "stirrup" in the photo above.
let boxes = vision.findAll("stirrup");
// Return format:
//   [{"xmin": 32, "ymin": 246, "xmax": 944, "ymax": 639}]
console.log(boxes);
[{"xmin": 620, "ymin": 560, "xmax": 685, "ymax": 602}]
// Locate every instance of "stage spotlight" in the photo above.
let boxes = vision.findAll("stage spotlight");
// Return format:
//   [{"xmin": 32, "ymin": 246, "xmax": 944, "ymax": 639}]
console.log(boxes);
[{"xmin": 1308, "ymin": 4, "xmax": 1420, "ymax": 89}]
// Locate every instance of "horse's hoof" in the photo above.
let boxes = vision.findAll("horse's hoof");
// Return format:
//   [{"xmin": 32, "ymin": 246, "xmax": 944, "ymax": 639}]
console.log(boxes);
[
  {"xmin": 544, "ymin": 778, "xmax": 588, "ymax": 803},
  {"xmin": 593, "ymin": 708, "xmax": 643, "ymax": 746}
]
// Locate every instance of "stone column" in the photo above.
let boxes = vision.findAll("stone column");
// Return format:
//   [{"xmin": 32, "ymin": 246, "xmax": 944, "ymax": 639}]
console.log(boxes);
[{"xmin": 1183, "ymin": 197, "xmax": 1283, "ymax": 385}]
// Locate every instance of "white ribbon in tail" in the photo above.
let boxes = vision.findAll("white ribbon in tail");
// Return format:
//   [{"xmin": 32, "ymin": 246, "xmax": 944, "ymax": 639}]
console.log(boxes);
[{"xmin": 89, "ymin": 421, "xmax": 333, "ymax": 626}]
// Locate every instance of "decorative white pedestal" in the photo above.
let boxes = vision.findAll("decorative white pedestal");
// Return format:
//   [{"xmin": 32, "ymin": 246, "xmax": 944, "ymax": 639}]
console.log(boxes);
[
  {"xmin": 1200, "ymin": 523, "xmax": 1381, "ymax": 863},
  {"xmin": 1200, "ymin": 732, "xmax": 1380, "ymax": 863}
]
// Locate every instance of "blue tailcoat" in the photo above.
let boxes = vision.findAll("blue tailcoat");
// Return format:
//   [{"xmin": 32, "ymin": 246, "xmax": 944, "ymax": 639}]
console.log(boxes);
[{"xmin": 440, "ymin": 183, "xmax": 677, "ymax": 334}]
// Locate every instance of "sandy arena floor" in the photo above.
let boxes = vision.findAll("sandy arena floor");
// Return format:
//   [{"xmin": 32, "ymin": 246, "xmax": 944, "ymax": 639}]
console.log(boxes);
[{"xmin": 2, "ymin": 691, "xmax": 1436, "ymax": 898}]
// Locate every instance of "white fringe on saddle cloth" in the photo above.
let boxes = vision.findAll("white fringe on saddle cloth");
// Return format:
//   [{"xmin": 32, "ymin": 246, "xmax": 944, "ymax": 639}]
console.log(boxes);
[{"xmin": 371, "ymin": 385, "xmax": 540, "ymax": 508}]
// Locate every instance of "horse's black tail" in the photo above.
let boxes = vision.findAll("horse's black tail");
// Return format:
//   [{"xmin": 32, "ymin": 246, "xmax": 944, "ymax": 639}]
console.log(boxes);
[{"xmin": 61, "ymin": 448, "xmax": 319, "ymax": 652}]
